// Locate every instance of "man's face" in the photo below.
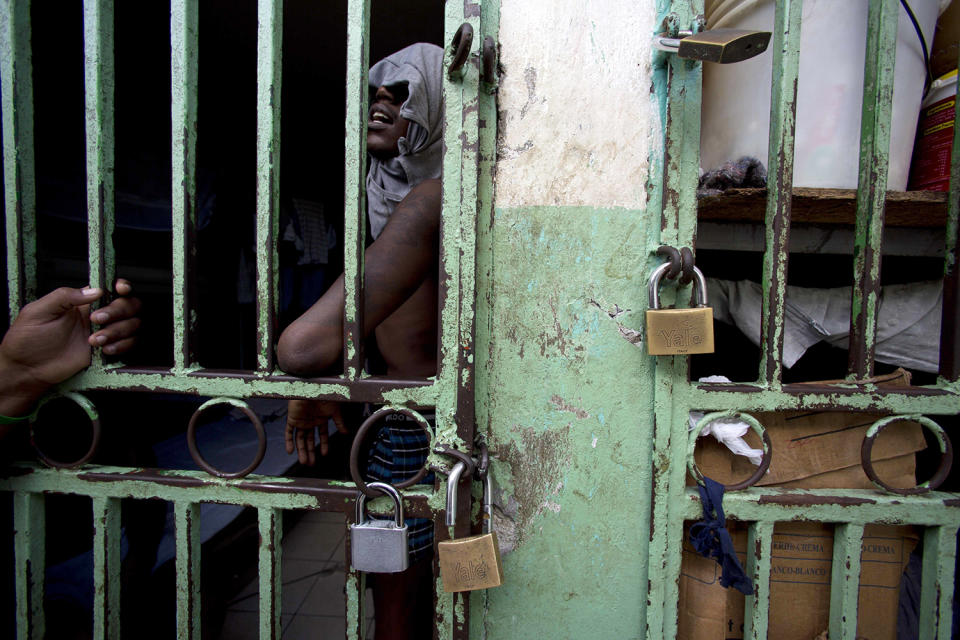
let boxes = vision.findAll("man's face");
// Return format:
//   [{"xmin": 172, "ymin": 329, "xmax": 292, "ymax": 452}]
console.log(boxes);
[{"xmin": 367, "ymin": 83, "xmax": 411, "ymax": 158}]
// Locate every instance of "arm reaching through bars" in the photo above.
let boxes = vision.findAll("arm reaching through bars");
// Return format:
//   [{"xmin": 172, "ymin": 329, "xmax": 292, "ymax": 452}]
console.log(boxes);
[
  {"xmin": 276, "ymin": 178, "xmax": 441, "ymax": 378},
  {"xmin": 0, "ymin": 279, "xmax": 141, "ymax": 431}
]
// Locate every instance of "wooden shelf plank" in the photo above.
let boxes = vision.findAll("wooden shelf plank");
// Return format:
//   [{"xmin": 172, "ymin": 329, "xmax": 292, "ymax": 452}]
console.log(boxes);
[{"xmin": 697, "ymin": 188, "xmax": 948, "ymax": 228}]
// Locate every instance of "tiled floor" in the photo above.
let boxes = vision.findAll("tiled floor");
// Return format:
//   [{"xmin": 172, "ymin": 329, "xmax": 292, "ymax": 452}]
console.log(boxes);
[{"xmin": 219, "ymin": 510, "xmax": 375, "ymax": 639}]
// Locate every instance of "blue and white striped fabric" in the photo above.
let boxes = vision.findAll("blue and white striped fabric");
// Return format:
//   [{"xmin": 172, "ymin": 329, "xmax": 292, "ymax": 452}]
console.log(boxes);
[{"xmin": 366, "ymin": 412, "xmax": 435, "ymax": 562}]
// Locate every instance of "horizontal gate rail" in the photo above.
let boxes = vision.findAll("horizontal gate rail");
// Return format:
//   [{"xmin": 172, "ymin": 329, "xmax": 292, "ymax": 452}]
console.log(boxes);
[
  {"xmin": 691, "ymin": 384, "xmax": 960, "ymax": 414},
  {"xmin": 0, "ymin": 463, "xmax": 437, "ymax": 517},
  {"xmin": 59, "ymin": 368, "xmax": 439, "ymax": 405},
  {"xmin": 680, "ymin": 488, "xmax": 960, "ymax": 525}
]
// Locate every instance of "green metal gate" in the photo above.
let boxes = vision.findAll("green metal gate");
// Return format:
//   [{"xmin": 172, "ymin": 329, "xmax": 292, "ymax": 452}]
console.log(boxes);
[
  {"xmin": 645, "ymin": 1, "xmax": 960, "ymax": 638},
  {"xmin": 0, "ymin": 0, "xmax": 497, "ymax": 638}
]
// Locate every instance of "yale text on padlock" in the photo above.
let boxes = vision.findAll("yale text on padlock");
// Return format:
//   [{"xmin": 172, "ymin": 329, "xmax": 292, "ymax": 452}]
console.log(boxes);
[
  {"xmin": 438, "ymin": 533, "xmax": 504, "ymax": 592},
  {"xmin": 438, "ymin": 470, "xmax": 504, "ymax": 592},
  {"xmin": 645, "ymin": 307, "xmax": 714, "ymax": 355},
  {"xmin": 646, "ymin": 261, "xmax": 715, "ymax": 356}
]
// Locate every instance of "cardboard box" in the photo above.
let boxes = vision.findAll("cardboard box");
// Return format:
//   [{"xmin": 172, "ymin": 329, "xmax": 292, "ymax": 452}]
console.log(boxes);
[
  {"xmin": 678, "ymin": 522, "xmax": 918, "ymax": 640},
  {"xmin": 680, "ymin": 369, "xmax": 922, "ymax": 639}
]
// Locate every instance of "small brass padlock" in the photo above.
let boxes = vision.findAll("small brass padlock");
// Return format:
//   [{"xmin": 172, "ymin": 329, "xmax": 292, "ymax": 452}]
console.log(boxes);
[
  {"xmin": 646, "ymin": 263, "xmax": 715, "ymax": 356},
  {"xmin": 653, "ymin": 28, "xmax": 771, "ymax": 64},
  {"xmin": 438, "ymin": 473, "xmax": 504, "ymax": 593}
]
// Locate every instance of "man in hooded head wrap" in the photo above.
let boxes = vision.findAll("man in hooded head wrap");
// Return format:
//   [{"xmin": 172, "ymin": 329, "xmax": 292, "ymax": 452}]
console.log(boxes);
[{"xmin": 277, "ymin": 43, "xmax": 444, "ymax": 640}]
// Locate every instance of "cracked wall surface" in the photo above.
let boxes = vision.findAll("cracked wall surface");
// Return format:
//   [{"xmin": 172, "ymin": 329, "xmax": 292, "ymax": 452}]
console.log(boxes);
[{"xmin": 495, "ymin": 0, "xmax": 657, "ymax": 208}]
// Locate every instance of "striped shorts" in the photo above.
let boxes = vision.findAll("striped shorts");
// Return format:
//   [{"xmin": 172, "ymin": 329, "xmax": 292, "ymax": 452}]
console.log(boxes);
[{"xmin": 365, "ymin": 412, "xmax": 434, "ymax": 563}]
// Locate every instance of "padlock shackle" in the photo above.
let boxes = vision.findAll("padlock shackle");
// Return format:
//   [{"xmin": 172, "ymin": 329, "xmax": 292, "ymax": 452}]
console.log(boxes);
[
  {"xmin": 648, "ymin": 263, "xmax": 708, "ymax": 310},
  {"xmin": 355, "ymin": 481, "xmax": 405, "ymax": 528},
  {"xmin": 445, "ymin": 461, "xmax": 468, "ymax": 527}
]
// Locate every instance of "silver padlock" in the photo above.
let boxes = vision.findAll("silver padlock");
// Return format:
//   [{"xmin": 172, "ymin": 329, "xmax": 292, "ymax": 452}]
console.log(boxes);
[{"xmin": 350, "ymin": 482, "xmax": 409, "ymax": 573}]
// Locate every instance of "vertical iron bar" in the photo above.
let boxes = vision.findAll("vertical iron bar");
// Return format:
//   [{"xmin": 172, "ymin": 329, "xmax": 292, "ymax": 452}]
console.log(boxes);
[
  {"xmin": 175, "ymin": 502, "xmax": 201, "ymax": 639},
  {"xmin": 255, "ymin": 0, "xmax": 283, "ymax": 372},
  {"xmin": 92, "ymin": 496, "xmax": 121, "ymax": 640},
  {"xmin": 918, "ymin": 525, "xmax": 958, "ymax": 640},
  {"xmin": 14, "ymin": 492, "xmax": 44, "ymax": 640},
  {"xmin": 828, "ymin": 523, "xmax": 864, "ymax": 640},
  {"xmin": 170, "ymin": 0, "xmax": 199, "ymax": 371},
  {"xmin": 758, "ymin": 0, "xmax": 802, "ymax": 387},
  {"xmin": 646, "ymin": 23, "xmax": 703, "ymax": 640},
  {"xmin": 258, "ymin": 507, "xmax": 282, "ymax": 640},
  {"xmin": 0, "ymin": 0, "xmax": 36, "ymax": 320},
  {"xmin": 938, "ymin": 50, "xmax": 960, "ymax": 380},
  {"xmin": 342, "ymin": 0, "xmax": 370, "ymax": 379},
  {"xmin": 847, "ymin": 0, "xmax": 898, "ymax": 379},
  {"xmin": 743, "ymin": 521, "xmax": 773, "ymax": 640},
  {"xmin": 83, "ymin": 0, "xmax": 115, "ymax": 371},
  {"xmin": 344, "ymin": 522, "xmax": 365, "ymax": 640}
]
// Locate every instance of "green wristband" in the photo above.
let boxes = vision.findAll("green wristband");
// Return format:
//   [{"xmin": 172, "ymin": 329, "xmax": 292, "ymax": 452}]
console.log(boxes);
[{"xmin": 0, "ymin": 412, "xmax": 32, "ymax": 425}]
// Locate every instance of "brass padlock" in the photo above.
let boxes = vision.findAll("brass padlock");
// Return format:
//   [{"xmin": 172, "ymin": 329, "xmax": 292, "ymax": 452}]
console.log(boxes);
[
  {"xmin": 438, "ymin": 473, "xmax": 504, "ymax": 593},
  {"xmin": 645, "ymin": 263, "xmax": 715, "ymax": 356},
  {"xmin": 654, "ymin": 28, "xmax": 771, "ymax": 64}
]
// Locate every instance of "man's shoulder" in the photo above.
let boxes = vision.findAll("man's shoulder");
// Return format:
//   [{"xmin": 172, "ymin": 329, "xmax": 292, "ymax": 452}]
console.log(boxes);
[{"xmin": 399, "ymin": 179, "xmax": 441, "ymax": 211}]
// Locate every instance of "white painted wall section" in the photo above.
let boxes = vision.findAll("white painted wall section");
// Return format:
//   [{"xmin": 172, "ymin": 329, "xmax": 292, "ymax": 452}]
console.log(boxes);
[{"xmin": 495, "ymin": 0, "xmax": 657, "ymax": 208}]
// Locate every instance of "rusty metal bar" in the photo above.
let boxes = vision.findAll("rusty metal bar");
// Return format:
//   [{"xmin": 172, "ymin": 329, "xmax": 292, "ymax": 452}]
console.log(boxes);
[
  {"xmin": 92, "ymin": 496, "xmax": 122, "ymax": 640},
  {"xmin": 342, "ymin": 0, "xmax": 370, "ymax": 379},
  {"xmin": 258, "ymin": 507, "xmax": 282, "ymax": 639},
  {"xmin": 83, "ymin": 0, "xmax": 115, "ymax": 370},
  {"xmin": 255, "ymin": 0, "xmax": 283, "ymax": 372},
  {"xmin": 0, "ymin": 0, "xmax": 36, "ymax": 319},
  {"xmin": 344, "ymin": 518, "xmax": 365, "ymax": 639},
  {"xmin": 680, "ymin": 488, "xmax": 960, "ymax": 526},
  {"xmin": 14, "ymin": 492, "xmax": 44, "ymax": 640},
  {"xmin": 61, "ymin": 367, "xmax": 438, "ymax": 405},
  {"xmin": 938, "ymin": 63, "xmax": 960, "ymax": 380},
  {"xmin": 175, "ymin": 501, "xmax": 201, "ymax": 639},
  {"xmin": 648, "ymin": 9, "xmax": 703, "ymax": 637},
  {"xmin": 919, "ymin": 525, "xmax": 958, "ymax": 640},
  {"xmin": 690, "ymin": 383, "xmax": 960, "ymax": 414},
  {"xmin": 0, "ymin": 463, "xmax": 438, "ymax": 517},
  {"xmin": 847, "ymin": 0, "xmax": 898, "ymax": 379},
  {"xmin": 743, "ymin": 521, "xmax": 773, "ymax": 640},
  {"xmin": 828, "ymin": 523, "xmax": 864, "ymax": 640},
  {"xmin": 171, "ymin": 0, "xmax": 199, "ymax": 371},
  {"xmin": 758, "ymin": 0, "xmax": 801, "ymax": 387}
]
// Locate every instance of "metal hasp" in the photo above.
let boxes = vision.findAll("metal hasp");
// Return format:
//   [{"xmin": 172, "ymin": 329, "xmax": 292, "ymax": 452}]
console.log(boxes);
[{"xmin": 654, "ymin": 28, "xmax": 771, "ymax": 63}]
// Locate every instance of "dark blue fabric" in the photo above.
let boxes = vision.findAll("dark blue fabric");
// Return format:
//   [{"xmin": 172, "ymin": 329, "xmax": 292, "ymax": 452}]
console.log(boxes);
[{"xmin": 689, "ymin": 476, "xmax": 754, "ymax": 595}]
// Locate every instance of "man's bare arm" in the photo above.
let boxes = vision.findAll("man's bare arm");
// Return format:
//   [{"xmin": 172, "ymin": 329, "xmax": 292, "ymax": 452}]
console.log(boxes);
[{"xmin": 277, "ymin": 179, "xmax": 441, "ymax": 376}]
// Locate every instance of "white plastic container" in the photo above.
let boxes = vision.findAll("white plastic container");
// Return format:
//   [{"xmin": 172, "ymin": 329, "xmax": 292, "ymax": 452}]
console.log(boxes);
[
  {"xmin": 700, "ymin": 0, "xmax": 941, "ymax": 190},
  {"xmin": 908, "ymin": 69, "xmax": 957, "ymax": 190}
]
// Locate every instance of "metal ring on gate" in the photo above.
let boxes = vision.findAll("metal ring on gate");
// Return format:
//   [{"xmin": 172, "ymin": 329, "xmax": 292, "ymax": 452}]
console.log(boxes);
[
  {"xmin": 687, "ymin": 410, "xmax": 773, "ymax": 491},
  {"xmin": 861, "ymin": 415, "xmax": 952, "ymax": 495},
  {"xmin": 447, "ymin": 23, "xmax": 474, "ymax": 80},
  {"xmin": 678, "ymin": 247, "xmax": 695, "ymax": 286},
  {"xmin": 349, "ymin": 406, "xmax": 433, "ymax": 497},
  {"xmin": 481, "ymin": 35, "xmax": 497, "ymax": 85},
  {"xmin": 656, "ymin": 245, "xmax": 682, "ymax": 280},
  {"xmin": 187, "ymin": 398, "xmax": 266, "ymax": 479},
  {"xmin": 31, "ymin": 392, "xmax": 101, "ymax": 469}
]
